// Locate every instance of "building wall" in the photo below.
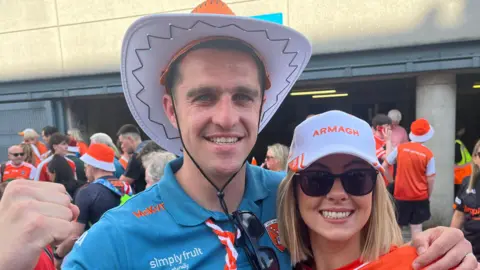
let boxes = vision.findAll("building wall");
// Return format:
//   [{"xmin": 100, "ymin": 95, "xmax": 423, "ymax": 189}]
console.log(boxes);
[{"xmin": 1, "ymin": 0, "xmax": 480, "ymax": 82}]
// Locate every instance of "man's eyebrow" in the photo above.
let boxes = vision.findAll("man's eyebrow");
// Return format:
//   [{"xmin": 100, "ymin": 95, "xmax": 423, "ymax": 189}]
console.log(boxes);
[
  {"xmin": 186, "ymin": 87, "xmax": 216, "ymax": 98},
  {"xmin": 234, "ymin": 86, "xmax": 260, "ymax": 97}
]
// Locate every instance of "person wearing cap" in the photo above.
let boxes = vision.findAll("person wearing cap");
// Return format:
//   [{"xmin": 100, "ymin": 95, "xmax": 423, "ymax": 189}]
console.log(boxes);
[
  {"xmin": 383, "ymin": 119, "xmax": 436, "ymax": 239},
  {"xmin": 62, "ymin": 1, "xmax": 476, "ymax": 269},
  {"xmin": 66, "ymin": 138, "xmax": 87, "ymax": 185},
  {"xmin": 277, "ymin": 111, "xmax": 444, "ymax": 270},
  {"xmin": 19, "ymin": 128, "xmax": 49, "ymax": 165},
  {"xmin": 35, "ymin": 133, "xmax": 77, "ymax": 182},
  {"xmin": 54, "ymin": 143, "xmax": 133, "ymax": 266}
]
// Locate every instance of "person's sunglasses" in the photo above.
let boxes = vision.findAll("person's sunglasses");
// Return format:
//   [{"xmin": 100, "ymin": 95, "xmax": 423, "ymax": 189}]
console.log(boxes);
[
  {"xmin": 295, "ymin": 168, "xmax": 378, "ymax": 197},
  {"xmin": 9, "ymin": 153, "xmax": 25, "ymax": 157},
  {"xmin": 232, "ymin": 211, "xmax": 279, "ymax": 270}
]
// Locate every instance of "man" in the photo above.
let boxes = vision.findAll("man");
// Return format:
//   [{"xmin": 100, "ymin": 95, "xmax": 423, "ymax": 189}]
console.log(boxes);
[
  {"xmin": 63, "ymin": 1, "xmax": 477, "ymax": 269},
  {"xmin": 19, "ymin": 128, "xmax": 49, "ymax": 164},
  {"xmin": 53, "ymin": 144, "xmax": 133, "ymax": 268},
  {"xmin": 372, "ymin": 114, "xmax": 393, "ymax": 162},
  {"xmin": 41, "ymin": 126, "xmax": 59, "ymax": 159},
  {"xmin": 383, "ymin": 118, "xmax": 436, "ymax": 239},
  {"xmin": 454, "ymin": 124, "xmax": 472, "ymax": 197},
  {"xmin": 35, "ymin": 133, "xmax": 76, "ymax": 182},
  {"xmin": 66, "ymin": 138, "xmax": 87, "ymax": 185},
  {"xmin": 1, "ymin": 145, "xmax": 36, "ymax": 182},
  {"xmin": 117, "ymin": 124, "xmax": 147, "ymax": 192},
  {"xmin": 388, "ymin": 109, "xmax": 409, "ymax": 148}
]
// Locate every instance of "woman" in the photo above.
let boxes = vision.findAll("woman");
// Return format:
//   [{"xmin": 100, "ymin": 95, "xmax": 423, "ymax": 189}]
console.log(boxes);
[
  {"xmin": 278, "ymin": 110, "xmax": 418, "ymax": 270},
  {"xmin": 20, "ymin": 142, "xmax": 37, "ymax": 166},
  {"xmin": 451, "ymin": 139, "xmax": 480, "ymax": 260},
  {"xmin": 263, "ymin": 143, "xmax": 289, "ymax": 172},
  {"xmin": 47, "ymin": 155, "xmax": 79, "ymax": 198},
  {"xmin": 90, "ymin": 133, "xmax": 124, "ymax": 178},
  {"xmin": 141, "ymin": 151, "xmax": 177, "ymax": 188},
  {"xmin": 67, "ymin": 128, "xmax": 88, "ymax": 156}
]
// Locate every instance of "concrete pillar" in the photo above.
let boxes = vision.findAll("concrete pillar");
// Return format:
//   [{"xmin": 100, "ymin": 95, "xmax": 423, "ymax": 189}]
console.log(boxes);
[{"xmin": 416, "ymin": 73, "xmax": 456, "ymax": 226}]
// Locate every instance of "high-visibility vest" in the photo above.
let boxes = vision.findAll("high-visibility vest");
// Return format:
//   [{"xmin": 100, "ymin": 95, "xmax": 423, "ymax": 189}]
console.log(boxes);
[{"xmin": 454, "ymin": 140, "xmax": 472, "ymax": 185}]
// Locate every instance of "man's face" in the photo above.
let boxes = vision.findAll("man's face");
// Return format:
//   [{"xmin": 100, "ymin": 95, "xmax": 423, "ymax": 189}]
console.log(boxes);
[
  {"xmin": 24, "ymin": 137, "xmax": 37, "ymax": 145},
  {"xmin": 8, "ymin": 146, "xmax": 24, "ymax": 165},
  {"xmin": 119, "ymin": 135, "xmax": 135, "ymax": 154},
  {"xmin": 42, "ymin": 131, "xmax": 49, "ymax": 144},
  {"xmin": 163, "ymin": 48, "xmax": 263, "ymax": 178},
  {"xmin": 53, "ymin": 141, "xmax": 68, "ymax": 156}
]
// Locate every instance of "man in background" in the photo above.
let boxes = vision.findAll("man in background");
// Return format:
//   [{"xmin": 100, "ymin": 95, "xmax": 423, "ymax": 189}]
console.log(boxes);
[{"xmin": 117, "ymin": 124, "xmax": 147, "ymax": 192}]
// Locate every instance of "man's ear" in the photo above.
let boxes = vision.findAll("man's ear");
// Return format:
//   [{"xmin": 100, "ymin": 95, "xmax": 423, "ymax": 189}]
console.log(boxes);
[{"xmin": 163, "ymin": 94, "xmax": 178, "ymax": 129}]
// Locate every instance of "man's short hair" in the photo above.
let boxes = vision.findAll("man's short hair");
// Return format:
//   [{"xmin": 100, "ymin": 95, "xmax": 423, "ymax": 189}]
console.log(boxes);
[
  {"xmin": 164, "ymin": 38, "xmax": 267, "ymax": 95},
  {"xmin": 42, "ymin": 126, "xmax": 59, "ymax": 137},
  {"xmin": 372, "ymin": 114, "xmax": 392, "ymax": 128},
  {"xmin": 117, "ymin": 124, "xmax": 140, "ymax": 138},
  {"xmin": 48, "ymin": 133, "xmax": 68, "ymax": 152}
]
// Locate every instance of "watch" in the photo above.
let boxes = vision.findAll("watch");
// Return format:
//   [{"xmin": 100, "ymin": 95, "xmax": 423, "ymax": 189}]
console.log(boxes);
[{"xmin": 53, "ymin": 251, "xmax": 64, "ymax": 260}]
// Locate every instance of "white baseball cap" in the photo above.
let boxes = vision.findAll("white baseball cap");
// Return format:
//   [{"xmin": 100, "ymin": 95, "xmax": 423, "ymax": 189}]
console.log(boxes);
[{"xmin": 288, "ymin": 110, "xmax": 385, "ymax": 173}]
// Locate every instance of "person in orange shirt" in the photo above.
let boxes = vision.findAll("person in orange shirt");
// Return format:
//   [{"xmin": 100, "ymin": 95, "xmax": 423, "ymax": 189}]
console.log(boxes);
[
  {"xmin": 277, "ymin": 111, "xmax": 471, "ymax": 270},
  {"xmin": 19, "ymin": 128, "xmax": 49, "ymax": 163},
  {"xmin": 1, "ymin": 145, "xmax": 37, "ymax": 182},
  {"xmin": 67, "ymin": 128, "xmax": 89, "ymax": 156},
  {"xmin": 383, "ymin": 118, "xmax": 436, "ymax": 239}
]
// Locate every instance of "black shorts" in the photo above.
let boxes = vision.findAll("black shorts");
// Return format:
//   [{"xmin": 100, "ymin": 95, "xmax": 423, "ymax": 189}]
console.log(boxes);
[{"xmin": 395, "ymin": 199, "xmax": 431, "ymax": 226}]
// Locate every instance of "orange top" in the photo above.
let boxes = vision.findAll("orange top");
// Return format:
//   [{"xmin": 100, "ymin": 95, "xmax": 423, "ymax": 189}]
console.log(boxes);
[
  {"xmin": 386, "ymin": 142, "xmax": 435, "ymax": 201},
  {"xmin": 120, "ymin": 156, "xmax": 129, "ymax": 170},
  {"xmin": 2, "ymin": 161, "xmax": 36, "ymax": 182},
  {"xmin": 78, "ymin": 141, "xmax": 88, "ymax": 156},
  {"xmin": 300, "ymin": 246, "xmax": 420, "ymax": 270},
  {"xmin": 35, "ymin": 141, "xmax": 49, "ymax": 155}
]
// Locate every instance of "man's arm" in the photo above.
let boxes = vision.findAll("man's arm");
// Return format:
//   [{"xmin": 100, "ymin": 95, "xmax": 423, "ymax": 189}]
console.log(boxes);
[
  {"xmin": 120, "ymin": 154, "xmax": 143, "ymax": 185},
  {"xmin": 427, "ymin": 175, "xmax": 435, "ymax": 198},
  {"xmin": 119, "ymin": 175, "xmax": 135, "ymax": 185},
  {"xmin": 382, "ymin": 147, "xmax": 398, "ymax": 184}
]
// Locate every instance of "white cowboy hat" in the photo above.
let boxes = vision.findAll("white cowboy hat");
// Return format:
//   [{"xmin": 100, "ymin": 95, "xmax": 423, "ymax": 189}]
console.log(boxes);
[
  {"xmin": 409, "ymin": 118, "xmax": 434, "ymax": 143},
  {"xmin": 120, "ymin": 0, "xmax": 312, "ymax": 156}
]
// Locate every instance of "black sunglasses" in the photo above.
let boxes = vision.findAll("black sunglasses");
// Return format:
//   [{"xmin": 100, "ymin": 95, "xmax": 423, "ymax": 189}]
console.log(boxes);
[
  {"xmin": 232, "ymin": 211, "xmax": 279, "ymax": 270},
  {"xmin": 9, "ymin": 153, "xmax": 25, "ymax": 157},
  {"xmin": 295, "ymin": 168, "xmax": 378, "ymax": 197}
]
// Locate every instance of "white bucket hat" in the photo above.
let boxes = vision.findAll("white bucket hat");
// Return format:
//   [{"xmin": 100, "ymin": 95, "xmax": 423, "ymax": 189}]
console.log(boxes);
[
  {"xmin": 120, "ymin": 0, "xmax": 312, "ymax": 156},
  {"xmin": 288, "ymin": 110, "xmax": 385, "ymax": 173},
  {"xmin": 409, "ymin": 118, "xmax": 434, "ymax": 143}
]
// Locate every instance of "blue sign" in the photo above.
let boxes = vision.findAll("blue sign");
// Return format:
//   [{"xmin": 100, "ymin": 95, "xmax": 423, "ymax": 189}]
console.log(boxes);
[{"xmin": 251, "ymin": 13, "xmax": 283, "ymax": 25}]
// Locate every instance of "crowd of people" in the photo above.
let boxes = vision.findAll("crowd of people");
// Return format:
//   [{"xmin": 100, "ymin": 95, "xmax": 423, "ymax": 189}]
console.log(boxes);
[{"xmin": 1, "ymin": 0, "xmax": 480, "ymax": 269}]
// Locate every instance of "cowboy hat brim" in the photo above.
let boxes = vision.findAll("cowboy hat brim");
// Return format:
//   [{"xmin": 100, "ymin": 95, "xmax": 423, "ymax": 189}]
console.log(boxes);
[
  {"xmin": 121, "ymin": 13, "xmax": 312, "ymax": 156},
  {"xmin": 409, "ymin": 125, "xmax": 435, "ymax": 143}
]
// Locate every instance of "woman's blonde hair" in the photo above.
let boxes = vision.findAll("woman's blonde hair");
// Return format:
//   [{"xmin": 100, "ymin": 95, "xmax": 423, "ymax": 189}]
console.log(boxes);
[
  {"xmin": 467, "ymin": 140, "xmax": 480, "ymax": 191},
  {"xmin": 90, "ymin": 133, "xmax": 121, "ymax": 158},
  {"xmin": 277, "ymin": 169, "xmax": 403, "ymax": 265},
  {"xmin": 20, "ymin": 143, "xmax": 35, "ymax": 165},
  {"xmin": 68, "ymin": 128, "xmax": 85, "ymax": 142},
  {"xmin": 267, "ymin": 143, "xmax": 290, "ymax": 171}
]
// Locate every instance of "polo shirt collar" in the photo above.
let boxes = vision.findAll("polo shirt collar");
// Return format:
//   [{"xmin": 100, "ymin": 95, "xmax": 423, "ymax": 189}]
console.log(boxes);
[{"xmin": 158, "ymin": 158, "xmax": 269, "ymax": 227}]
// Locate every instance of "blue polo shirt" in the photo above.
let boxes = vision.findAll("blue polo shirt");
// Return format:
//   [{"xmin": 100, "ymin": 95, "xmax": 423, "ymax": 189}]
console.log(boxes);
[{"xmin": 62, "ymin": 158, "xmax": 290, "ymax": 269}]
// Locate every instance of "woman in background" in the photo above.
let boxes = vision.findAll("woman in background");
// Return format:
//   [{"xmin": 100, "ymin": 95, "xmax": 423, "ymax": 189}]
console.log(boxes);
[
  {"xmin": 142, "ymin": 151, "xmax": 177, "ymax": 188},
  {"xmin": 47, "ymin": 155, "xmax": 79, "ymax": 198},
  {"xmin": 20, "ymin": 142, "xmax": 37, "ymax": 166},
  {"xmin": 451, "ymin": 139, "xmax": 480, "ymax": 260}
]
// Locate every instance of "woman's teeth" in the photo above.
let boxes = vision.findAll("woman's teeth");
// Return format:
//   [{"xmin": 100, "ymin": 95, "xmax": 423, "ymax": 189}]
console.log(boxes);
[
  {"xmin": 209, "ymin": 137, "xmax": 239, "ymax": 144},
  {"xmin": 321, "ymin": 211, "xmax": 353, "ymax": 219}
]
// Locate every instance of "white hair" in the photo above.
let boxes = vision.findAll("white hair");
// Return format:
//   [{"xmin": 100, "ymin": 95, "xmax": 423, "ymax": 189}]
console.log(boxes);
[
  {"xmin": 68, "ymin": 128, "xmax": 85, "ymax": 142},
  {"xmin": 90, "ymin": 133, "xmax": 121, "ymax": 158},
  {"xmin": 142, "ymin": 151, "xmax": 177, "ymax": 183},
  {"xmin": 388, "ymin": 109, "xmax": 402, "ymax": 124}
]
